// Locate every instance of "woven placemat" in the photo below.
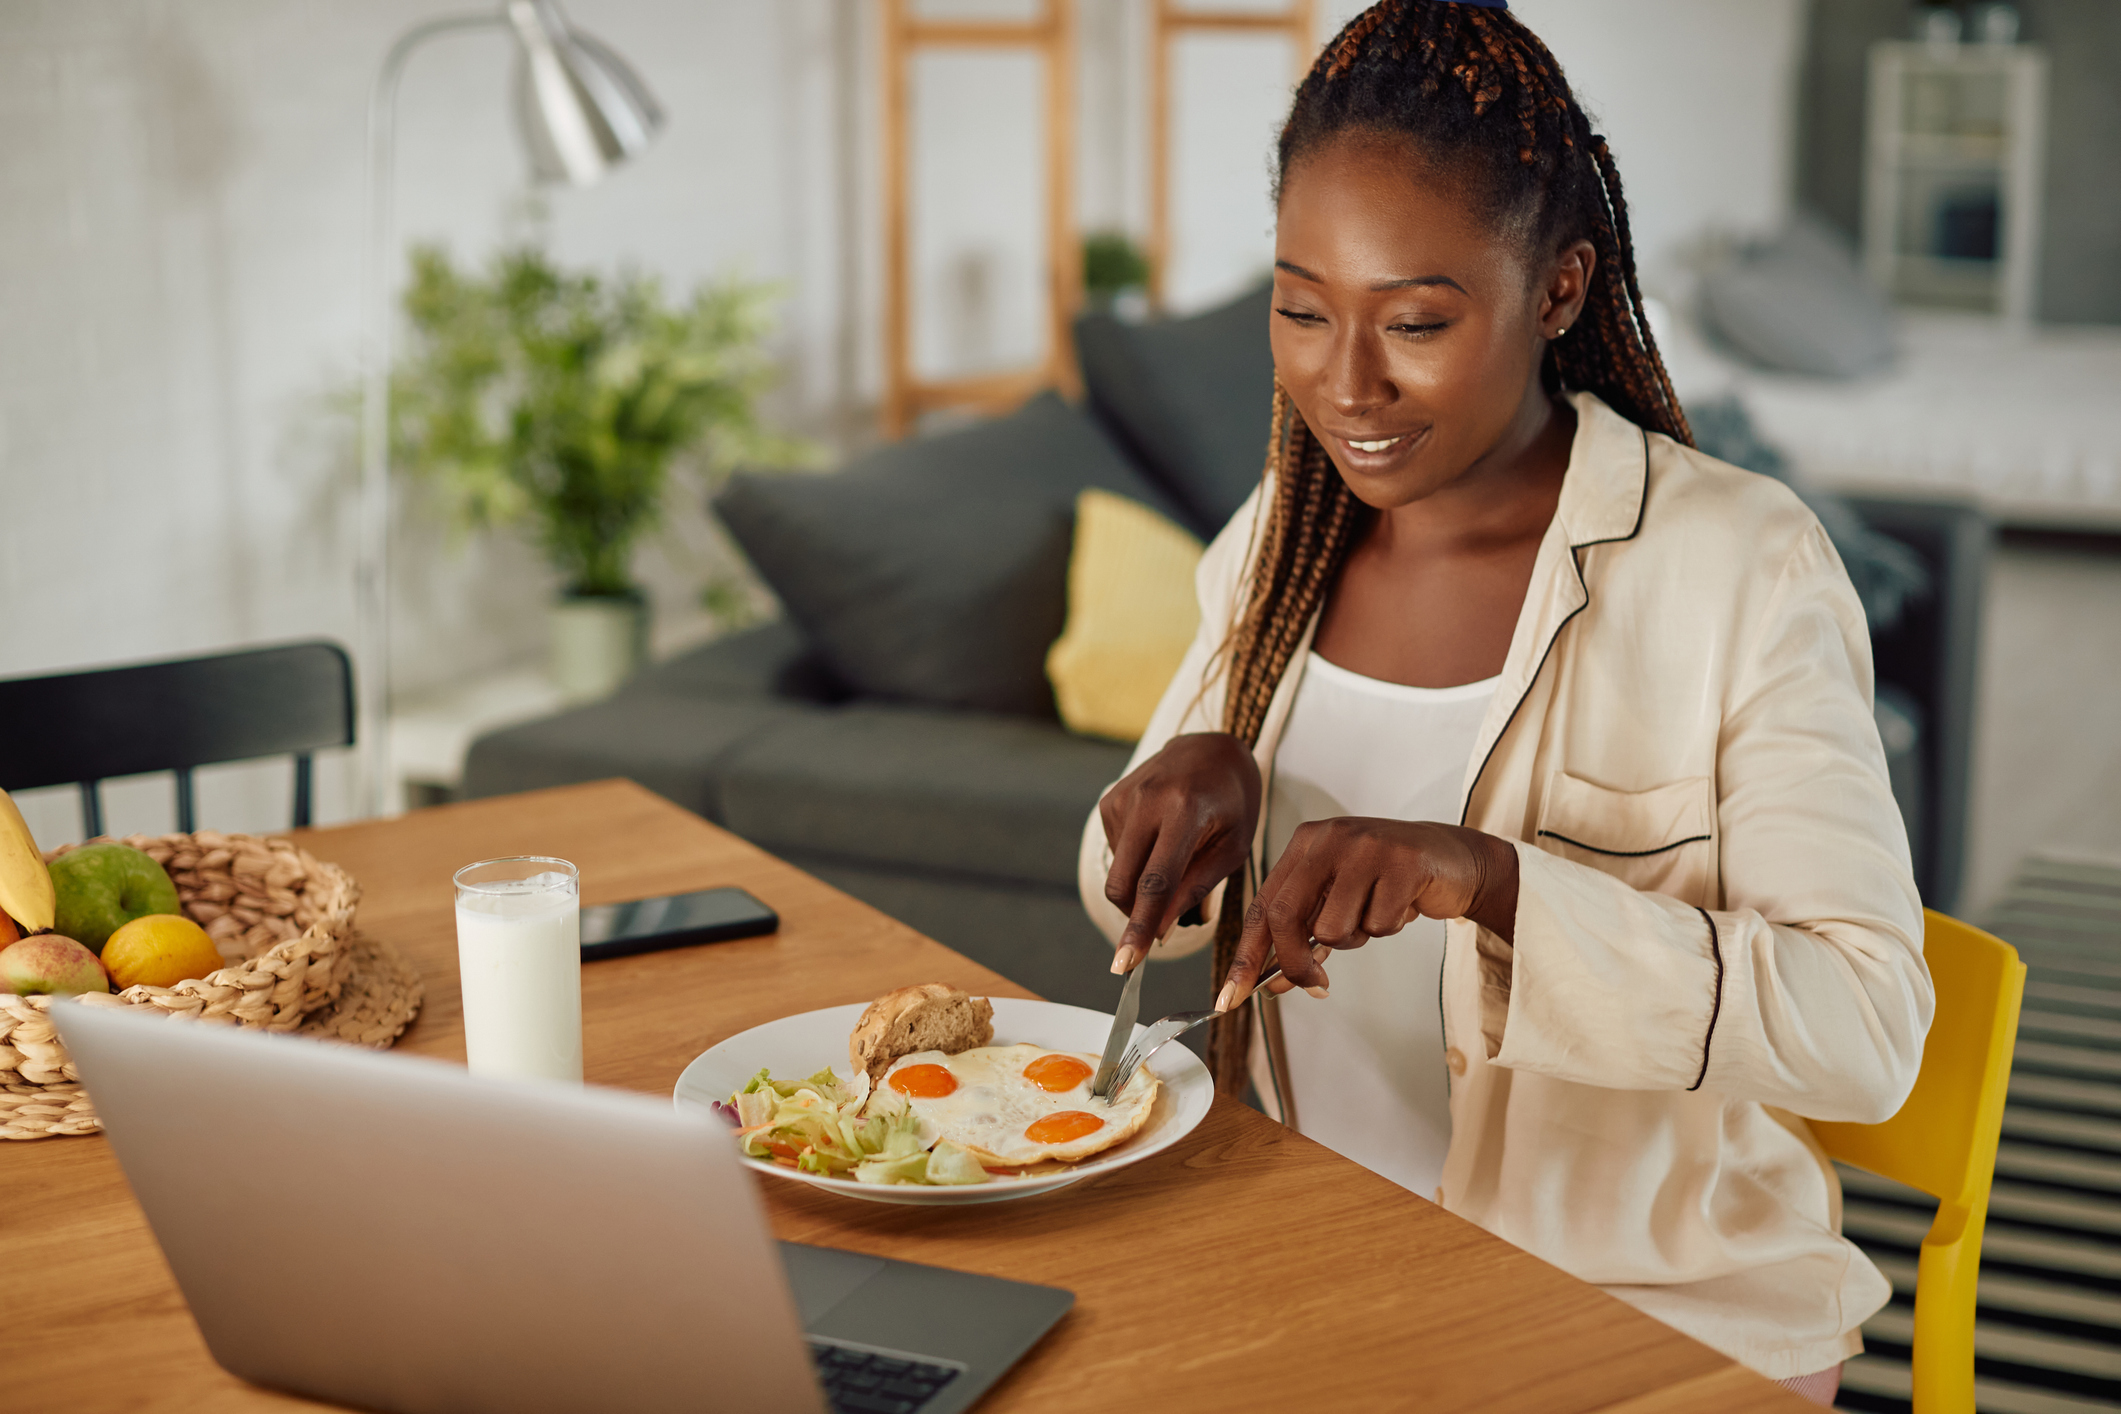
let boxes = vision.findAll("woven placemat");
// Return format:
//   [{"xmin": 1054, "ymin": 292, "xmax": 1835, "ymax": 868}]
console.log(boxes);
[
  {"xmin": 0, "ymin": 930, "xmax": 424, "ymax": 1141},
  {"xmin": 299, "ymin": 930, "xmax": 425, "ymax": 1048}
]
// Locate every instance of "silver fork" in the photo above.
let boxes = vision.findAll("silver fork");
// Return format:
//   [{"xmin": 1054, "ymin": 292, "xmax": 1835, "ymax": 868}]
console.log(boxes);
[{"xmin": 1103, "ymin": 962, "xmax": 1284, "ymax": 1097}]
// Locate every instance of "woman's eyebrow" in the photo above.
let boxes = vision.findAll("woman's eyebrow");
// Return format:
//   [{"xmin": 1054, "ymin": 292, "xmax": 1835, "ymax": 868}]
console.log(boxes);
[
  {"xmin": 1372, "ymin": 274, "xmax": 1467, "ymax": 293},
  {"xmin": 1274, "ymin": 260, "xmax": 1466, "ymax": 295}
]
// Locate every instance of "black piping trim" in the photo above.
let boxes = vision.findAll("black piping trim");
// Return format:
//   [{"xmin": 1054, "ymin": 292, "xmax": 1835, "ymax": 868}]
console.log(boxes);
[
  {"xmin": 1456, "ymin": 425, "xmax": 1651, "ymax": 829},
  {"xmin": 1535, "ymin": 829, "xmax": 1711, "ymax": 859},
  {"xmin": 1445, "ymin": 425, "xmax": 1649, "ymax": 1097},
  {"xmin": 1688, "ymin": 906, "xmax": 1723, "ymax": 1092}
]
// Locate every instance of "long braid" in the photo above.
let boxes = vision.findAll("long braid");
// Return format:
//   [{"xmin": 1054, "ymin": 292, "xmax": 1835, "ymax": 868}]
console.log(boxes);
[
  {"xmin": 1206, "ymin": 397, "xmax": 1367, "ymax": 1091},
  {"xmin": 1203, "ymin": 0, "xmax": 1690, "ymax": 1096},
  {"xmin": 1554, "ymin": 130, "xmax": 1692, "ymax": 444}
]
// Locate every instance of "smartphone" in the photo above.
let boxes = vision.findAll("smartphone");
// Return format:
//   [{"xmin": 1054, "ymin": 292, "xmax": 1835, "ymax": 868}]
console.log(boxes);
[{"xmin": 578, "ymin": 886, "xmax": 779, "ymax": 962}]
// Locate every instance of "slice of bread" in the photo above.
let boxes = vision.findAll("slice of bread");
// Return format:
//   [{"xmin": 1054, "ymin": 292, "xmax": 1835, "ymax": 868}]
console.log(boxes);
[{"xmin": 849, "ymin": 983, "xmax": 995, "ymax": 1084}]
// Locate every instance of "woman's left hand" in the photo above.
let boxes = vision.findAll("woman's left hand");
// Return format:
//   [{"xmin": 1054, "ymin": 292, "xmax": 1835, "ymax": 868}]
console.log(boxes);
[{"xmin": 1217, "ymin": 819, "xmax": 1520, "ymax": 1011}]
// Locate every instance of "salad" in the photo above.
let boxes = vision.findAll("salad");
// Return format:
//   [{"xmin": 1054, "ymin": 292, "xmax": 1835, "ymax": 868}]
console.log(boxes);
[{"xmin": 717, "ymin": 1067, "xmax": 990, "ymax": 1186}]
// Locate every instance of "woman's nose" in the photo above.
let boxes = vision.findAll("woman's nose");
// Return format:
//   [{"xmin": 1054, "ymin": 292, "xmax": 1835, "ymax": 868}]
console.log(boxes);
[{"xmin": 1320, "ymin": 326, "xmax": 1392, "ymax": 419}]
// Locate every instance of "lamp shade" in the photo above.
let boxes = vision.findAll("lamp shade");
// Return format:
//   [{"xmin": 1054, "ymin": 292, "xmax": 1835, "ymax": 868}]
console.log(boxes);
[{"xmin": 507, "ymin": 0, "xmax": 663, "ymax": 187}]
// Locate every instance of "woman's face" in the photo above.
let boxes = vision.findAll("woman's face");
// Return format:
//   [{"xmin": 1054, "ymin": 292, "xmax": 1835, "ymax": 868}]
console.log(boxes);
[{"xmin": 1270, "ymin": 129, "xmax": 1585, "ymax": 510}]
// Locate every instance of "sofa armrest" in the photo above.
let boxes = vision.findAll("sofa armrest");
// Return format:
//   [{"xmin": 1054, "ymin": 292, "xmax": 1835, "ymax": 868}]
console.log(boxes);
[
  {"xmin": 1845, "ymin": 495, "xmax": 1992, "ymax": 913},
  {"xmin": 462, "ymin": 695, "xmax": 823, "ymax": 823}
]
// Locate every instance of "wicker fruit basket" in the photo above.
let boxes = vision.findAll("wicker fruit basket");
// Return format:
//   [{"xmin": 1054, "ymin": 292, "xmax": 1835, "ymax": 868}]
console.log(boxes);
[{"xmin": 0, "ymin": 831, "xmax": 424, "ymax": 1140}]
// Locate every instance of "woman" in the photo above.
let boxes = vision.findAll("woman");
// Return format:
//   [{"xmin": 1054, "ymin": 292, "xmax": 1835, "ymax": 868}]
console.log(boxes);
[{"xmin": 1076, "ymin": 1, "xmax": 1930, "ymax": 1401}]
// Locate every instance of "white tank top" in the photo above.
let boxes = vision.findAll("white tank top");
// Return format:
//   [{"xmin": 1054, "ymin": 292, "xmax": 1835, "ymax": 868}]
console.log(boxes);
[{"xmin": 1264, "ymin": 652, "xmax": 1499, "ymax": 1198}]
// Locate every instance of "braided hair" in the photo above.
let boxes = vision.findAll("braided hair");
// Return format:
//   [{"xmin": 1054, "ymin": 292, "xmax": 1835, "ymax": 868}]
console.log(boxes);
[{"xmin": 1205, "ymin": 0, "xmax": 1691, "ymax": 1095}]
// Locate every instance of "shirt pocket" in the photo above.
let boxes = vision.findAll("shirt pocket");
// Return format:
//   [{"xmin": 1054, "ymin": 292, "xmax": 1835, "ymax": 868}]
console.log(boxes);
[{"xmin": 1534, "ymin": 770, "xmax": 1717, "ymax": 904}]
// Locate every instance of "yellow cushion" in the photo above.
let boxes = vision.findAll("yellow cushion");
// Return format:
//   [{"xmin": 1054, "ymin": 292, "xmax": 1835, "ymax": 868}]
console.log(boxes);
[{"xmin": 1046, "ymin": 489, "xmax": 1204, "ymax": 742}]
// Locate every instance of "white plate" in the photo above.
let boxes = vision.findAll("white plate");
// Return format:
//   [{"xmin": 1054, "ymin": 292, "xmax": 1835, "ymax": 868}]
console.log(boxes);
[{"xmin": 673, "ymin": 998, "xmax": 1213, "ymax": 1206}]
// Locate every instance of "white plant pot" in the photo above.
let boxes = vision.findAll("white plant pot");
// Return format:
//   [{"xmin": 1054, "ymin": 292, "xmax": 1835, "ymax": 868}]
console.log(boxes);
[{"xmin": 549, "ymin": 594, "xmax": 647, "ymax": 702}]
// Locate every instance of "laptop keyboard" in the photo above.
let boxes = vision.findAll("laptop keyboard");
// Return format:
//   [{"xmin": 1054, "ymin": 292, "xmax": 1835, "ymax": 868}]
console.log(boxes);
[{"xmin": 807, "ymin": 1339, "xmax": 964, "ymax": 1414}]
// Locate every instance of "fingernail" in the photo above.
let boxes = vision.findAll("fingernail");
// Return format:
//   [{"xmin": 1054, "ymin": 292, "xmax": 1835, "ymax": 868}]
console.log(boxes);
[
  {"xmin": 1305, "ymin": 984, "xmax": 1330, "ymax": 999},
  {"xmin": 1110, "ymin": 944, "xmax": 1141, "ymax": 975},
  {"xmin": 1311, "ymin": 943, "xmax": 1331, "ymax": 962},
  {"xmin": 1214, "ymin": 981, "xmax": 1238, "ymax": 1013}
]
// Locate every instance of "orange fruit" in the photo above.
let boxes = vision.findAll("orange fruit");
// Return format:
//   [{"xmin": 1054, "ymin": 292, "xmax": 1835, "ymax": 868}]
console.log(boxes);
[
  {"xmin": 101, "ymin": 914, "xmax": 224, "ymax": 990},
  {"xmin": 0, "ymin": 911, "xmax": 18, "ymax": 946}
]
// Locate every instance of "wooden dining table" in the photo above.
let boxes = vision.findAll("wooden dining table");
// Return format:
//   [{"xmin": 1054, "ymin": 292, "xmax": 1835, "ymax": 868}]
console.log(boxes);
[{"xmin": 0, "ymin": 780, "xmax": 1811, "ymax": 1412}]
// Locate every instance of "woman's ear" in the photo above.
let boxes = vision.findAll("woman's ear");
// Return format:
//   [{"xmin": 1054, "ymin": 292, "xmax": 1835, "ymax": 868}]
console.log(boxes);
[{"xmin": 1540, "ymin": 239, "xmax": 1596, "ymax": 339}]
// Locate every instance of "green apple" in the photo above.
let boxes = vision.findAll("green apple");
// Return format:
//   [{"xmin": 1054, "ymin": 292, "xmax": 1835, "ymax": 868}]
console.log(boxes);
[
  {"xmin": 0, "ymin": 934, "xmax": 108, "ymax": 996},
  {"xmin": 49, "ymin": 843, "xmax": 181, "ymax": 956}
]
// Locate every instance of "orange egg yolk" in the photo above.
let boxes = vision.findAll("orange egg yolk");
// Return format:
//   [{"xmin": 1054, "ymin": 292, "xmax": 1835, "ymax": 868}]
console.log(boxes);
[
  {"xmin": 1021, "ymin": 1054, "xmax": 1093, "ymax": 1093},
  {"xmin": 888, "ymin": 1063, "xmax": 958, "ymax": 1099},
  {"xmin": 1024, "ymin": 1110, "xmax": 1104, "ymax": 1144}
]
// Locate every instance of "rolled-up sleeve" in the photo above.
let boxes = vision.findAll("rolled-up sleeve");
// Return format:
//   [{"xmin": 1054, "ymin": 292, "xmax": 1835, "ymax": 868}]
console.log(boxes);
[{"xmin": 1486, "ymin": 526, "xmax": 1932, "ymax": 1123}]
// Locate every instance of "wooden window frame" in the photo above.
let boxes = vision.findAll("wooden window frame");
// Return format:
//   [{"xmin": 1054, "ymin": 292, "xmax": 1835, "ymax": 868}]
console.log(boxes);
[
  {"xmin": 880, "ymin": 0, "xmax": 1080, "ymax": 438},
  {"xmin": 1147, "ymin": 1, "xmax": 1316, "ymax": 311}
]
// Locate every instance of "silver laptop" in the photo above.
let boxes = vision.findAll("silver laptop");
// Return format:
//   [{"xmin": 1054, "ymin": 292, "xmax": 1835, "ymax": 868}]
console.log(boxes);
[{"xmin": 55, "ymin": 1004, "xmax": 1071, "ymax": 1414}]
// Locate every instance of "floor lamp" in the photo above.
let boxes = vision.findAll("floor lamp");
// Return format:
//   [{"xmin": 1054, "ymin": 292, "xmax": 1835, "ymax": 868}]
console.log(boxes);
[{"xmin": 357, "ymin": 0, "xmax": 662, "ymax": 818}]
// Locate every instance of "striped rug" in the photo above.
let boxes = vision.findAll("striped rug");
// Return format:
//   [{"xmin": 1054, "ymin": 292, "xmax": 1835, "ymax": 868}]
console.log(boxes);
[{"xmin": 1838, "ymin": 855, "xmax": 2121, "ymax": 1413}]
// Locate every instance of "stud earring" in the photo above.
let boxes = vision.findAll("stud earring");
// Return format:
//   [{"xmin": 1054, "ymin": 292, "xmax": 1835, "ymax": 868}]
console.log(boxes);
[{"xmin": 1554, "ymin": 325, "xmax": 1569, "ymax": 337}]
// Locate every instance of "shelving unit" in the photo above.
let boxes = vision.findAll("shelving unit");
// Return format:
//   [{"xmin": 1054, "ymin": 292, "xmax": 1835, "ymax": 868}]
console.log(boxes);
[{"xmin": 1863, "ymin": 40, "xmax": 2046, "ymax": 322}]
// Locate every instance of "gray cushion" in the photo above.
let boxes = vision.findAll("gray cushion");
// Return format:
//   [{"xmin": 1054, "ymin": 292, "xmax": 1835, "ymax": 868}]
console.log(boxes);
[
  {"xmin": 715, "ymin": 702, "xmax": 1132, "ymax": 889},
  {"xmin": 1075, "ymin": 282, "xmax": 1277, "ymax": 536},
  {"xmin": 1699, "ymin": 218, "xmax": 1895, "ymax": 378},
  {"xmin": 462, "ymin": 694, "xmax": 814, "ymax": 822},
  {"xmin": 715, "ymin": 392, "xmax": 1183, "ymax": 719}
]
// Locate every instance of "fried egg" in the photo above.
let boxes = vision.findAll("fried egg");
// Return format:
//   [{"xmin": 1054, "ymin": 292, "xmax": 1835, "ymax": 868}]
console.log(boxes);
[{"xmin": 872, "ymin": 1042, "xmax": 1160, "ymax": 1167}]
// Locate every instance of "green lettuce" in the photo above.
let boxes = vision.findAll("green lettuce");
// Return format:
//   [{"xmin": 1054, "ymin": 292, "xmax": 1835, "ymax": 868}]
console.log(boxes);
[
  {"xmin": 733, "ymin": 1067, "xmax": 988, "ymax": 1186},
  {"xmin": 854, "ymin": 1138, "xmax": 987, "ymax": 1186},
  {"xmin": 922, "ymin": 1142, "xmax": 990, "ymax": 1186}
]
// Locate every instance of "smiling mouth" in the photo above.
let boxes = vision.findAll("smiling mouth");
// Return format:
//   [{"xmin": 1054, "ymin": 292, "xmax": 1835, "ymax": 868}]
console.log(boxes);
[{"xmin": 1345, "ymin": 436, "xmax": 1403, "ymax": 453}]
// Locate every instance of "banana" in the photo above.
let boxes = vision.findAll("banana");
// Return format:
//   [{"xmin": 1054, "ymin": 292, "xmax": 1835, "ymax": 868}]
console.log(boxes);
[{"xmin": 0, "ymin": 789, "xmax": 55, "ymax": 933}]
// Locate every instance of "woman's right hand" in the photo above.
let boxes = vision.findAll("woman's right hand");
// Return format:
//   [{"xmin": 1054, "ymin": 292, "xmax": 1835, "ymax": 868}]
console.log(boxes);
[{"xmin": 1098, "ymin": 732, "xmax": 1261, "ymax": 973}]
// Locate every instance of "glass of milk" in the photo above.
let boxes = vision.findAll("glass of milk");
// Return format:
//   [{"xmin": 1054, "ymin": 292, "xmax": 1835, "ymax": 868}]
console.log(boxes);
[{"xmin": 453, "ymin": 857, "xmax": 583, "ymax": 1084}]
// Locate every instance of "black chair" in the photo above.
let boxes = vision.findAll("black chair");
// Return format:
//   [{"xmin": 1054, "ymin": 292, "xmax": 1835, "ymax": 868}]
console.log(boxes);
[{"xmin": 0, "ymin": 642, "xmax": 355, "ymax": 836}]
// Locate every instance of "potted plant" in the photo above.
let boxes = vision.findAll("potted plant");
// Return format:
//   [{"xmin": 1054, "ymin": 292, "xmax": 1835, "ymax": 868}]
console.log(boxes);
[
  {"xmin": 1082, "ymin": 231, "xmax": 1150, "ymax": 317},
  {"xmin": 389, "ymin": 244, "xmax": 802, "ymax": 700}
]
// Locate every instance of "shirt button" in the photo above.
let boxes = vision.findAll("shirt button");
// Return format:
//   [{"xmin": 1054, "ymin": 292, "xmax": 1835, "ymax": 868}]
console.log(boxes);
[{"xmin": 1446, "ymin": 1047, "xmax": 1467, "ymax": 1076}]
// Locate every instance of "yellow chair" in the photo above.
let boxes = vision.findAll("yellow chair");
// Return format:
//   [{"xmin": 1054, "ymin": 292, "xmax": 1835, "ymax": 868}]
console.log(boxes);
[{"xmin": 1811, "ymin": 909, "xmax": 2027, "ymax": 1414}]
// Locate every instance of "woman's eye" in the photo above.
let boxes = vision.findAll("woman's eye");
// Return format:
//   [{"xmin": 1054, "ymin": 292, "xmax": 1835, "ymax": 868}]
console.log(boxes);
[
  {"xmin": 1273, "ymin": 306, "xmax": 1326, "ymax": 326},
  {"xmin": 1389, "ymin": 320, "xmax": 1449, "ymax": 336}
]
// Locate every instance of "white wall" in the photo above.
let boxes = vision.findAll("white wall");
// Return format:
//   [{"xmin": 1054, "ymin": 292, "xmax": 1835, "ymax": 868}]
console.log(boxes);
[
  {"xmin": 0, "ymin": 0, "xmax": 1803, "ymax": 849},
  {"xmin": 1153, "ymin": 0, "xmax": 1806, "ymax": 307},
  {"xmin": 0, "ymin": 0, "xmax": 860, "ymax": 846},
  {"xmin": 1511, "ymin": 0, "xmax": 1805, "ymax": 292}
]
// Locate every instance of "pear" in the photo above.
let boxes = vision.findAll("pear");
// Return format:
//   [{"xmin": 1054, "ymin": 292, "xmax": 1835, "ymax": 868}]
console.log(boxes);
[{"xmin": 0, "ymin": 789, "xmax": 54, "ymax": 935}]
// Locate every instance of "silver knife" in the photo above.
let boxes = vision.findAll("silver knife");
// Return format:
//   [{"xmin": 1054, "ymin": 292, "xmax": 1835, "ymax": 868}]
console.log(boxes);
[{"xmin": 1090, "ymin": 959, "xmax": 1145, "ymax": 1099}]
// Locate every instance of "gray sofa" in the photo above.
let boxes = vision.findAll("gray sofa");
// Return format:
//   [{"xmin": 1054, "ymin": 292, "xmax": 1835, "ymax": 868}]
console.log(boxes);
[
  {"xmin": 465, "ymin": 286, "xmax": 1986, "ymax": 1026},
  {"xmin": 463, "ymin": 616, "xmax": 1169, "ymax": 1017}
]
